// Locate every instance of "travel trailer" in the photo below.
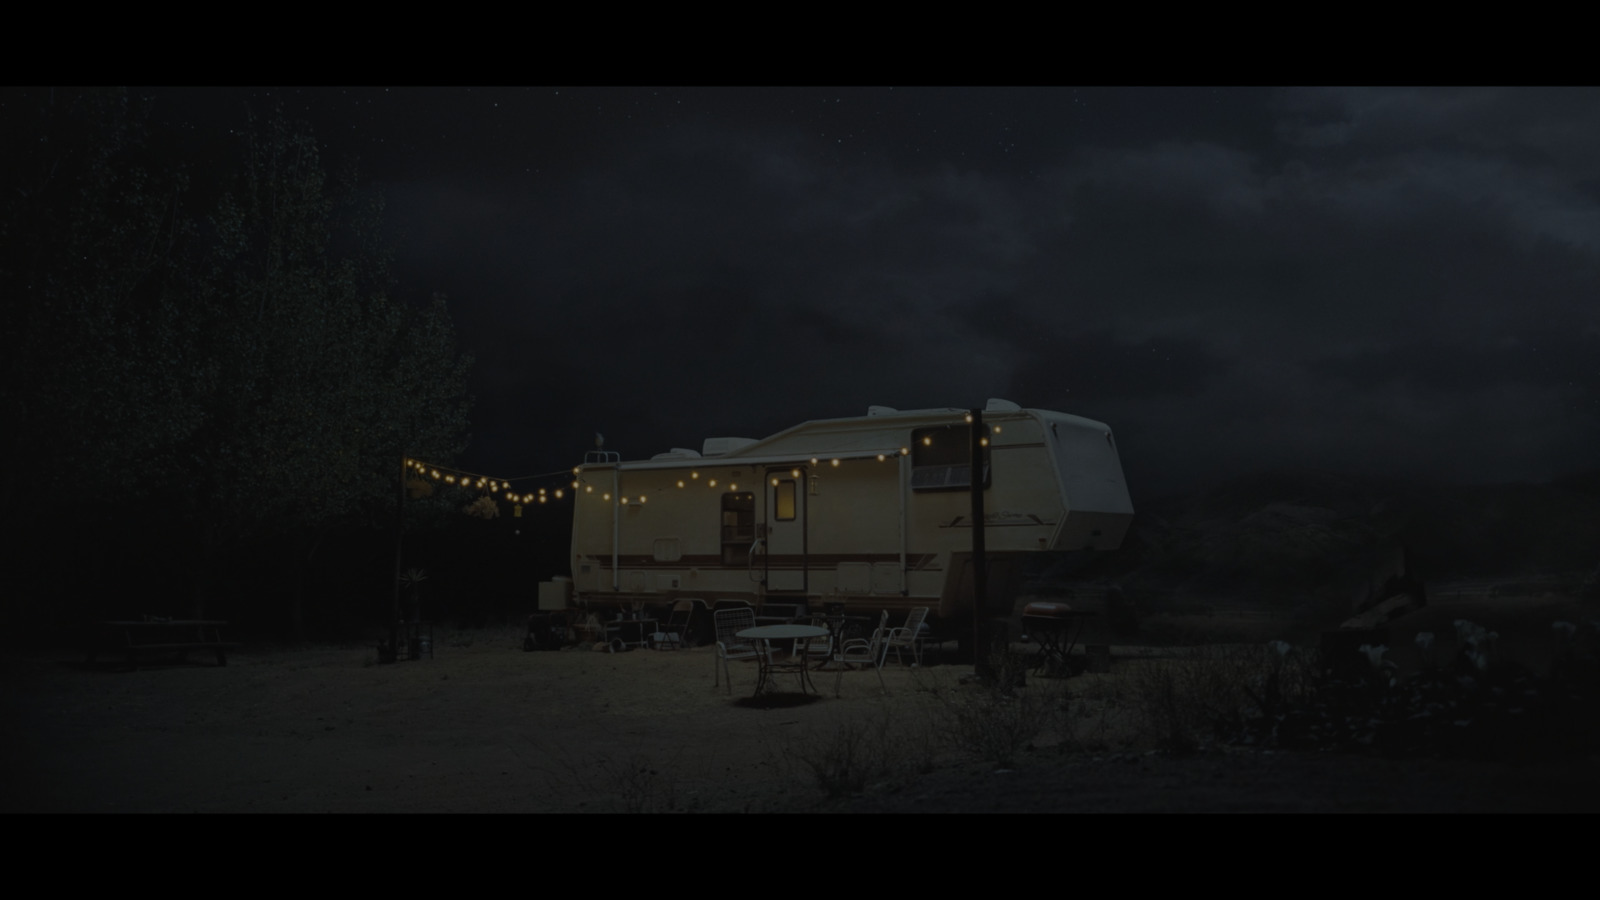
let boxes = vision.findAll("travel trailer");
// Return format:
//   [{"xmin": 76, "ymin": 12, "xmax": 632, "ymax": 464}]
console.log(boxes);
[{"xmin": 542, "ymin": 399, "xmax": 1133, "ymax": 640}]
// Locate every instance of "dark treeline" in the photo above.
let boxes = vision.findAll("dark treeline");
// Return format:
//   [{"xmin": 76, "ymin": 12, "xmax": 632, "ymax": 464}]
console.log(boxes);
[{"xmin": 0, "ymin": 87, "xmax": 555, "ymax": 641}]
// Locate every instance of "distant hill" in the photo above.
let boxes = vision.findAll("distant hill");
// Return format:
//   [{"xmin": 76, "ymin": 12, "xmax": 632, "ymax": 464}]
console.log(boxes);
[{"xmin": 1031, "ymin": 468, "xmax": 1600, "ymax": 607}]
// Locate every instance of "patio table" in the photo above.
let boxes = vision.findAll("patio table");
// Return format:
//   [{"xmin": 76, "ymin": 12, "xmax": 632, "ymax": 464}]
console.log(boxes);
[{"xmin": 736, "ymin": 624, "xmax": 829, "ymax": 696}]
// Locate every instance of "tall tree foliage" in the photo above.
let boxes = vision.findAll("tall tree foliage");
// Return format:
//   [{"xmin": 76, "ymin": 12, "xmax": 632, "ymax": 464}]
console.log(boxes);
[
  {"xmin": 0, "ymin": 88, "xmax": 203, "ymax": 620},
  {"xmin": 0, "ymin": 90, "xmax": 473, "ymax": 626},
  {"xmin": 1, "ymin": 89, "xmax": 197, "ymax": 508}
]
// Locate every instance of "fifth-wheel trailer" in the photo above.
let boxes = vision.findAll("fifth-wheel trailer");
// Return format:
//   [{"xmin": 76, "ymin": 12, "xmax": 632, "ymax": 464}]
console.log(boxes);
[{"xmin": 542, "ymin": 399, "xmax": 1133, "ymax": 640}]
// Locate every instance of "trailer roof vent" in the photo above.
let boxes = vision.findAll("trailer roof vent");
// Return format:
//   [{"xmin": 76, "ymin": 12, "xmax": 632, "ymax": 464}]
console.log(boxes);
[
  {"xmin": 701, "ymin": 437, "xmax": 759, "ymax": 457},
  {"xmin": 867, "ymin": 405, "xmax": 899, "ymax": 416},
  {"xmin": 651, "ymin": 447, "xmax": 702, "ymax": 460},
  {"xmin": 986, "ymin": 398, "xmax": 1022, "ymax": 412}
]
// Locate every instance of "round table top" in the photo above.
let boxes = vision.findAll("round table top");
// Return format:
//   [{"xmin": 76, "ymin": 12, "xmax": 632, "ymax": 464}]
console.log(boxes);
[{"xmin": 738, "ymin": 624, "xmax": 830, "ymax": 640}]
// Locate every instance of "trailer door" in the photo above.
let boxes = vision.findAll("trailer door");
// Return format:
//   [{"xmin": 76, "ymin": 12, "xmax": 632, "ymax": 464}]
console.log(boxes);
[{"xmin": 764, "ymin": 467, "xmax": 807, "ymax": 592}]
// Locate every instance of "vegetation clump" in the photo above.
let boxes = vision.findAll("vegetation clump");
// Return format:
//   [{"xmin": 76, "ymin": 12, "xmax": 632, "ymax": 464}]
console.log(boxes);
[{"xmin": 1217, "ymin": 621, "xmax": 1600, "ymax": 761}]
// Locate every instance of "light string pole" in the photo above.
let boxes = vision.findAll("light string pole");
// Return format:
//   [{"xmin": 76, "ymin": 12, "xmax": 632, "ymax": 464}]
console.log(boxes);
[
  {"xmin": 391, "ymin": 452, "xmax": 405, "ymax": 660},
  {"xmin": 969, "ymin": 407, "xmax": 989, "ymax": 679}
]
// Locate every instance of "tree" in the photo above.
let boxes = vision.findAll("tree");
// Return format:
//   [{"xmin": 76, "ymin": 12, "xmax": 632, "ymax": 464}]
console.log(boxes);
[
  {"xmin": 0, "ymin": 92, "xmax": 473, "ymax": 632},
  {"xmin": 171, "ymin": 109, "xmax": 473, "ymax": 627},
  {"xmin": 0, "ymin": 88, "xmax": 200, "ymax": 622}
]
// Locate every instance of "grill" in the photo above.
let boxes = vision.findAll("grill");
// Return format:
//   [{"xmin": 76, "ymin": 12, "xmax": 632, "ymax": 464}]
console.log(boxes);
[{"xmin": 1021, "ymin": 602, "xmax": 1097, "ymax": 676}]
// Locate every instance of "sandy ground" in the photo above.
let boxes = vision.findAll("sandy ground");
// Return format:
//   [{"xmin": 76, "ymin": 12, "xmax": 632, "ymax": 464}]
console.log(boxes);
[{"xmin": 5, "ymin": 592, "xmax": 1599, "ymax": 813}]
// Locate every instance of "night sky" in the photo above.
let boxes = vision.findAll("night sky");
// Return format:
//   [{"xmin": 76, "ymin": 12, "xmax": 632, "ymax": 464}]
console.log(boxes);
[{"xmin": 139, "ymin": 87, "xmax": 1600, "ymax": 500}]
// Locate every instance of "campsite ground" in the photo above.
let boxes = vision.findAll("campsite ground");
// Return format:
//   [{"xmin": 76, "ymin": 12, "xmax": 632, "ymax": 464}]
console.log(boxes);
[{"xmin": 4, "ymin": 588, "xmax": 1599, "ymax": 814}]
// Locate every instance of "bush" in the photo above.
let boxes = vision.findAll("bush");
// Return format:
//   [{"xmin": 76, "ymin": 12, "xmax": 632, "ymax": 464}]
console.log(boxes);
[
  {"xmin": 1222, "ymin": 621, "xmax": 1600, "ymax": 760},
  {"xmin": 927, "ymin": 647, "xmax": 1066, "ymax": 768},
  {"xmin": 780, "ymin": 708, "xmax": 938, "ymax": 800},
  {"xmin": 1127, "ymin": 641, "xmax": 1317, "ymax": 754}
]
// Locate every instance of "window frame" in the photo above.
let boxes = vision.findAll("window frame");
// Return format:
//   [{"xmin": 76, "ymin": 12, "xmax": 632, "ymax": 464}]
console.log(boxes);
[{"xmin": 909, "ymin": 424, "xmax": 991, "ymax": 493}]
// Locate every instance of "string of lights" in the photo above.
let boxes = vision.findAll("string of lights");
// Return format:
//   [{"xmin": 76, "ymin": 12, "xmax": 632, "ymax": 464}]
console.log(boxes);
[
  {"xmin": 404, "ymin": 457, "xmax": 569, "ymax": 504},
  {"xmin": 410, "ymin": 420, "xmax": 1005, "ymax": 508}
]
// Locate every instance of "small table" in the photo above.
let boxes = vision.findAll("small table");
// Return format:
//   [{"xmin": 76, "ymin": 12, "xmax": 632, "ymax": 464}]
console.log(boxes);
[
  {"xmin": 606, "ymin": 618, "xmax": 657, "ymax": 652},
  {"xmin": 737, "ymin": 624, "xmax": 829, "ymax": 696}
]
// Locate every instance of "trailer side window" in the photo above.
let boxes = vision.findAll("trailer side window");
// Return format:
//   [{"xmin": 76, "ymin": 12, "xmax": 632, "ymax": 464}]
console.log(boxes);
[
  {"xmin": 910, "ymin": 425, "xmax": 991, "ymax": 492},
  {"xmin": 720, "ymin": 492, "xmax": 755, "ymax": 566}
]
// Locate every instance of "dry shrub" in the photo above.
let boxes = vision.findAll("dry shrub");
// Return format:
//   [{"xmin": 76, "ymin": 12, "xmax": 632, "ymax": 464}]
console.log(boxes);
[
  {"xmin": 1127, "ymin": 642, "xmax": 1317, "ymax": 755},
  {"xmin": 1058, "ymin": 676, "xmax": 1139, "ymax": 753},
  {"xmin": 778, "ymin": 705, "xmax": 946, "ymax": 800},
  {"xmin": 536, "ymin": 734, "xmax": 690, "ymax": 813},
  {"xmin": 785, "ymin": 714, "xmax": 896, "ymax": 798},
  {"xmin": 925, "ymin": 647, "xmax": 1067, "ymax": 768},
  {"xmin": 587, "ymin": 750, "xmax": 684, "ymax": 813}
]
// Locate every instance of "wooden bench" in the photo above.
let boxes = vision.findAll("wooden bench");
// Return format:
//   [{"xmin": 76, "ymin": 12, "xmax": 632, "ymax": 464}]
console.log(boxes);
[{"xmin": 87, "ymin": 620, "xmax": 237, "ymax": 668}]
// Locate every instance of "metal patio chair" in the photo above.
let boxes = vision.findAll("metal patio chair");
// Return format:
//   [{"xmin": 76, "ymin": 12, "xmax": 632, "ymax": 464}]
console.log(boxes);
[
  {"xmin": 882, "ymin": 606, "xmax": 930, "ymax": 667},
  {"xmin": 796, "ymin": 612, "xmax": 835, "ymax": 662},
  {"xmin": 833, "ymin": 610, "xmax": 889, "ymax": 696},
  {"xmin": 713, "ymin": 605, "xmax": 766, "ymax": 694},
  {"xmin": 656, "ymin": 598, "xmax": 700, "ymax": 650}
]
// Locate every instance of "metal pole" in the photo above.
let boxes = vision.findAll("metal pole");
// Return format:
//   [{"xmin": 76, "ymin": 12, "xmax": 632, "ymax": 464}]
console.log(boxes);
[
  {"xmin": 898, "ymin": 450, "xmax": 908, "ymax": 595},
  {"xmin": 612, "ymin": 466, "xmax": 620, "ymax": 591},
  {"xmin": 392, "ymin": 453, "xmax": 404, "ymax": 655},
  {"xmin": 970, "ymin": 409, "xmax": 988, "ymax": 678}
]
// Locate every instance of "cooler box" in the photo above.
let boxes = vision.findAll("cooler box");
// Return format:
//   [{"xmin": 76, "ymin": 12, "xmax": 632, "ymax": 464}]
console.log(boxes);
[{"xmin": 539, "ymin": 577, "xmax": 573, "ymax": 611}]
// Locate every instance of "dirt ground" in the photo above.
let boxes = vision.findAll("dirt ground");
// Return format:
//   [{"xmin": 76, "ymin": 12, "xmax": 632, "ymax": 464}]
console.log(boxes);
[{"xmin": 5, "ymin": 591, "xmax": 1600, "ymax": 813}]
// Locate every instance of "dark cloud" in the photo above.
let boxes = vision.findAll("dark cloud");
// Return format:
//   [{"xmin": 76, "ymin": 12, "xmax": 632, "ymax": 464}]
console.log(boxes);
[{"xmin": 133, "ymin": 87, "xmax": 1600, "ymax": 495}]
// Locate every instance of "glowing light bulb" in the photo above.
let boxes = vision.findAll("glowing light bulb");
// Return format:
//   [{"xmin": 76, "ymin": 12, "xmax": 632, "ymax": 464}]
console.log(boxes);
[
  {"xmin": 923, "ymin": 436, "xmax": 932, "ymax": 446},
  {"xmin": 691, "ymin": 471, "xmax": 699, "ymax": 479},
  {"xmin": 638, "ymin": 495, "xmax": 646, "ymax": 503},
  {"xmin": 831, "ymin": 459, "xmax": 840, "ymax": 467},
  {"xmin": 539, "ymin": 496, "xmax": 547, "ymax": 504},
  {"xmin": 993, "ymin": 425, "xmax": 1002, "ymax": 433},
  {"xmin": 980, "ymin": 437, "xmax": 989, "ymax": 446},
  {"xmin": 729, "ymin": 483, "xmax": 737, "ymax": 491},
  {"xmin": 572, "ymin": 480, "xmax": 579, "ymax": 489},
  {"xmin": 791, "ymin": 468, "xmax": 800, "ymax": 477},
  {"xmin": 585, "ymin": 485, "xmax": 593, "ymax": 493},
  {"xmin": 603, "ymin": 492, "xmax": 611, "ymax": 500},
  {"xmin": 708, "ymin": 479, "xmax": 717, "ymax": 487},
  {"xmin": 965, "ymin": 413, "xmax": 973, "ymax": 423},
  {"xmin": 900, "ymin": 447, "xmax": 908, "ymax": 455},
  {"xmin": 771, "ymin": 478, "xmax": 779, "ymax": 486},
  {"xmin": 677, "ymin": 480, "xmax": 685, "ymax": 488},
  {"xmin": 877, "ymin": 454, "xmax": 885, "ymax": 461},
  {"xmin": 573, "ymin": 466, "xmax": 580, "ymax": 474},
  {"xmin": 555, "ymin": 490, "xmax": 563, "ymax": 499},
  {"xmin": 810, "ymin": 458, "xmax": 818, "ymax": 465}
]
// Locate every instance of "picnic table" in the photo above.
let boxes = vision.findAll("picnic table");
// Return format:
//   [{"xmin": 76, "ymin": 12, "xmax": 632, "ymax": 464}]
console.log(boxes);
[{"xmin": 87, "ymin": 620, "xmax": 236, "ymax": 668}]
